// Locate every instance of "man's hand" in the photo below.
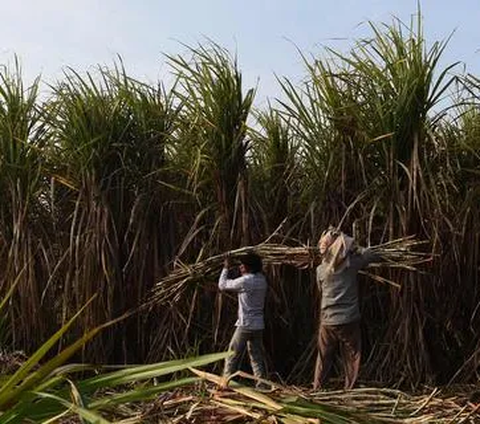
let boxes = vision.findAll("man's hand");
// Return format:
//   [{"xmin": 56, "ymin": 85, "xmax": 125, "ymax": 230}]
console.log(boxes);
[{"xmin": 223, "ymin": 253, "xmax": 231, "ymax": 269}]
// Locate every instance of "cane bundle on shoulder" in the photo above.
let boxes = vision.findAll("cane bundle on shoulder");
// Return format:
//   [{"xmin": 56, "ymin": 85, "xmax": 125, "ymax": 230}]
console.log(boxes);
[{"xmin": 150, "ymin": 236, "xmax": 431, "ymax": 305}]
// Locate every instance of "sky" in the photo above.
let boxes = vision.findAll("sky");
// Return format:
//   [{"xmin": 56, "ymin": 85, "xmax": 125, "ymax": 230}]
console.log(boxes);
[{"xmin": 1, "ymin": 0, "xmax": 479, "ymax": 107}]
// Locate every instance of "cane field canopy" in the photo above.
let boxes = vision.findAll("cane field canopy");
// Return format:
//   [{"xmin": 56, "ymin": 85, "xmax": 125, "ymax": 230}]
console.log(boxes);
[{"xmin": 1, "ymin": 2, "xmax": 480, "ymax": 423}]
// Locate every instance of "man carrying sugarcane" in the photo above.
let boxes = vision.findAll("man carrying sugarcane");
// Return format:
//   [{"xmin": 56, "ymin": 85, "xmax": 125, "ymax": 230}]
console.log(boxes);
[
  {"xmin": 313, "ymin": 227, "xmax": 380, "ymax": 390},
  {"xmin": 219, "ymin": 252, "xmax": 268, "ymax": 389}
]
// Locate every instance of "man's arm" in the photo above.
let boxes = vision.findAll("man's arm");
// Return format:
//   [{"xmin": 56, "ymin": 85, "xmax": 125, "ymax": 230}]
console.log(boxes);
[
  {"xmin": 354, "ymin": 247, "xmax": 382, "ymax": 269},
  {"xmin": 218, "ymin": 268, "xmax": 246, "ymax": 291}
]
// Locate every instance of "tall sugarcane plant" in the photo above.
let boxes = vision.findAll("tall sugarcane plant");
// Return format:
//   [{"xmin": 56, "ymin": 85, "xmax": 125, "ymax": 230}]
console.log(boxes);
[
  {"xmin": 249, "ymin": 108, "xmax": 300, "ymax": 235},
  {"xmin": 167, "ymin": 42, "xmax": 255, "ymax": 251},
  {"xmin": 0, "ymin": 60, "xmax": 55, "ymax": 349},
  {"xmin": 42, "ymin": 65, "xmax": 180, "ymax": 363}
]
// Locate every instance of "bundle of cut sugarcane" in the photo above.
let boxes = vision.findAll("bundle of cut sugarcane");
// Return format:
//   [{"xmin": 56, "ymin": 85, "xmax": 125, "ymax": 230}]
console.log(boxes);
[
  {"xmin": 150, "ymin": 236, "xmax": 431, "ymax": 305},
  {"xmin": 365, "ymin": 236, "xmax": 431, "ymax": 270}
]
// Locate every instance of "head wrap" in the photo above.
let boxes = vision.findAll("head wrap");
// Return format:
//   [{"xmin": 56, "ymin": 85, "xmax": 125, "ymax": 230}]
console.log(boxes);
[{"xmin": 319, "ymin": 228, "xmax": 355, "ymax": 274}]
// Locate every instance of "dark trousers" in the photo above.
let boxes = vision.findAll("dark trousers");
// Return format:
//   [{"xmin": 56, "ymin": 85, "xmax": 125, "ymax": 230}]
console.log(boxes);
[
  {"xmin": 224, "ymin": 327, "xmax": 266, "ymax": 384},
  {"xmin": 313, "ymin": 321, "xmax": 361, "ymax": 390}
]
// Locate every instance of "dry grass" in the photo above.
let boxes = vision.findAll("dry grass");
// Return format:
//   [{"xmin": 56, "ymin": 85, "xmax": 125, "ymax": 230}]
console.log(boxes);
[
  {"xmin": 81, "ymin": 378, "xmax": 480, "ymax": 423},
  {"xmin": 0, "ymin": 350, "xmax": 29, "ymax": 375}
]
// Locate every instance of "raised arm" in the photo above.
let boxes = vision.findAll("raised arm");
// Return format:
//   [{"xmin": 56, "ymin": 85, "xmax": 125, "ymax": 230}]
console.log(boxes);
[
  {"xmin": 353, "ymin": 247, "xmax": 382, "ymax": 270},
  {"xmin": 218, "ymin": 268, "xmax": 246, "ymax": 292}
]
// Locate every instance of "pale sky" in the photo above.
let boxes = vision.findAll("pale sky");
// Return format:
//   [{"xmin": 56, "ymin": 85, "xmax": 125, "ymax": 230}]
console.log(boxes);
[{"xmin": 1, "ymin": 0, "xmax": 479, "ymax": 106}]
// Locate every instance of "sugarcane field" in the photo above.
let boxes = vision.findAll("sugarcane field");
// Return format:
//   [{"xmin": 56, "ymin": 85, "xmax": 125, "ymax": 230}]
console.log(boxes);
[{"xmin": 2, "ymin": 10, "xmax": 480, "ymax": 423}]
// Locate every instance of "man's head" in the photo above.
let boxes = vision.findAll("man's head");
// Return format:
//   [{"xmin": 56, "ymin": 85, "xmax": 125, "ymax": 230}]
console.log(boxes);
[
  {"xmin": 318, "ymin": 227, "xmax": 355, "ymax": 274},
  {"xmin": 318, "ymin": 227, "xmax": 340, "ymax": 254},
  {"xmin": 239, "ymin": 252, "xmax": 263, "ymax": 275}
]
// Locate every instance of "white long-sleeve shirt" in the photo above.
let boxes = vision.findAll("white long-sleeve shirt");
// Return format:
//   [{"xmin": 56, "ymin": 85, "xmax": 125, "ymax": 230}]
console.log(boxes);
[{"xmin": 218, "ymin": 268, "xmax": 267, "ymax": 330}]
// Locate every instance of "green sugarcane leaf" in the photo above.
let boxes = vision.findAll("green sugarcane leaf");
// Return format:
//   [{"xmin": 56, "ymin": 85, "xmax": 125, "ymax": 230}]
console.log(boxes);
[
  {"xmin": 0, "ymin": 295, "xmax": 97, "ymax": 408},
  {"xmin": 89, "ymin": 376, "xmax": 199, "ymax": 408},
  {"xmin": 80, "ymin": 351, "xmax": 230, "ymax": 391}
]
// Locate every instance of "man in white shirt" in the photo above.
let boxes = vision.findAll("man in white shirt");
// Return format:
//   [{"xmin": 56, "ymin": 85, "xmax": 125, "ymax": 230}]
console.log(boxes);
[{"xmin": 218, "ymin": 252, "xmax": 267, "ymax": 387}]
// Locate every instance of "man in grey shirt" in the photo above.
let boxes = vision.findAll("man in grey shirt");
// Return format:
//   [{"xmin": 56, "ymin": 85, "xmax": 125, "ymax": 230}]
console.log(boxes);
[
  {"xmin": 218, "ymin": 252, "xmax": 267, "ymax": 388},
  {"xmin": 313, "ymin": 228, "xmax": 380, "ymax": 390}
]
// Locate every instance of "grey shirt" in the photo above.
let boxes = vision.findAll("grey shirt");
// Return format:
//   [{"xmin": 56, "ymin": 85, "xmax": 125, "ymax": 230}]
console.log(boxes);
[
  {"xmin": 218, "ymin": 268, "xmax": 267, "ymax": 330},
  {"xmin": 316, "ymin": 248, "xmax": 379, "ymax": 326}
]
